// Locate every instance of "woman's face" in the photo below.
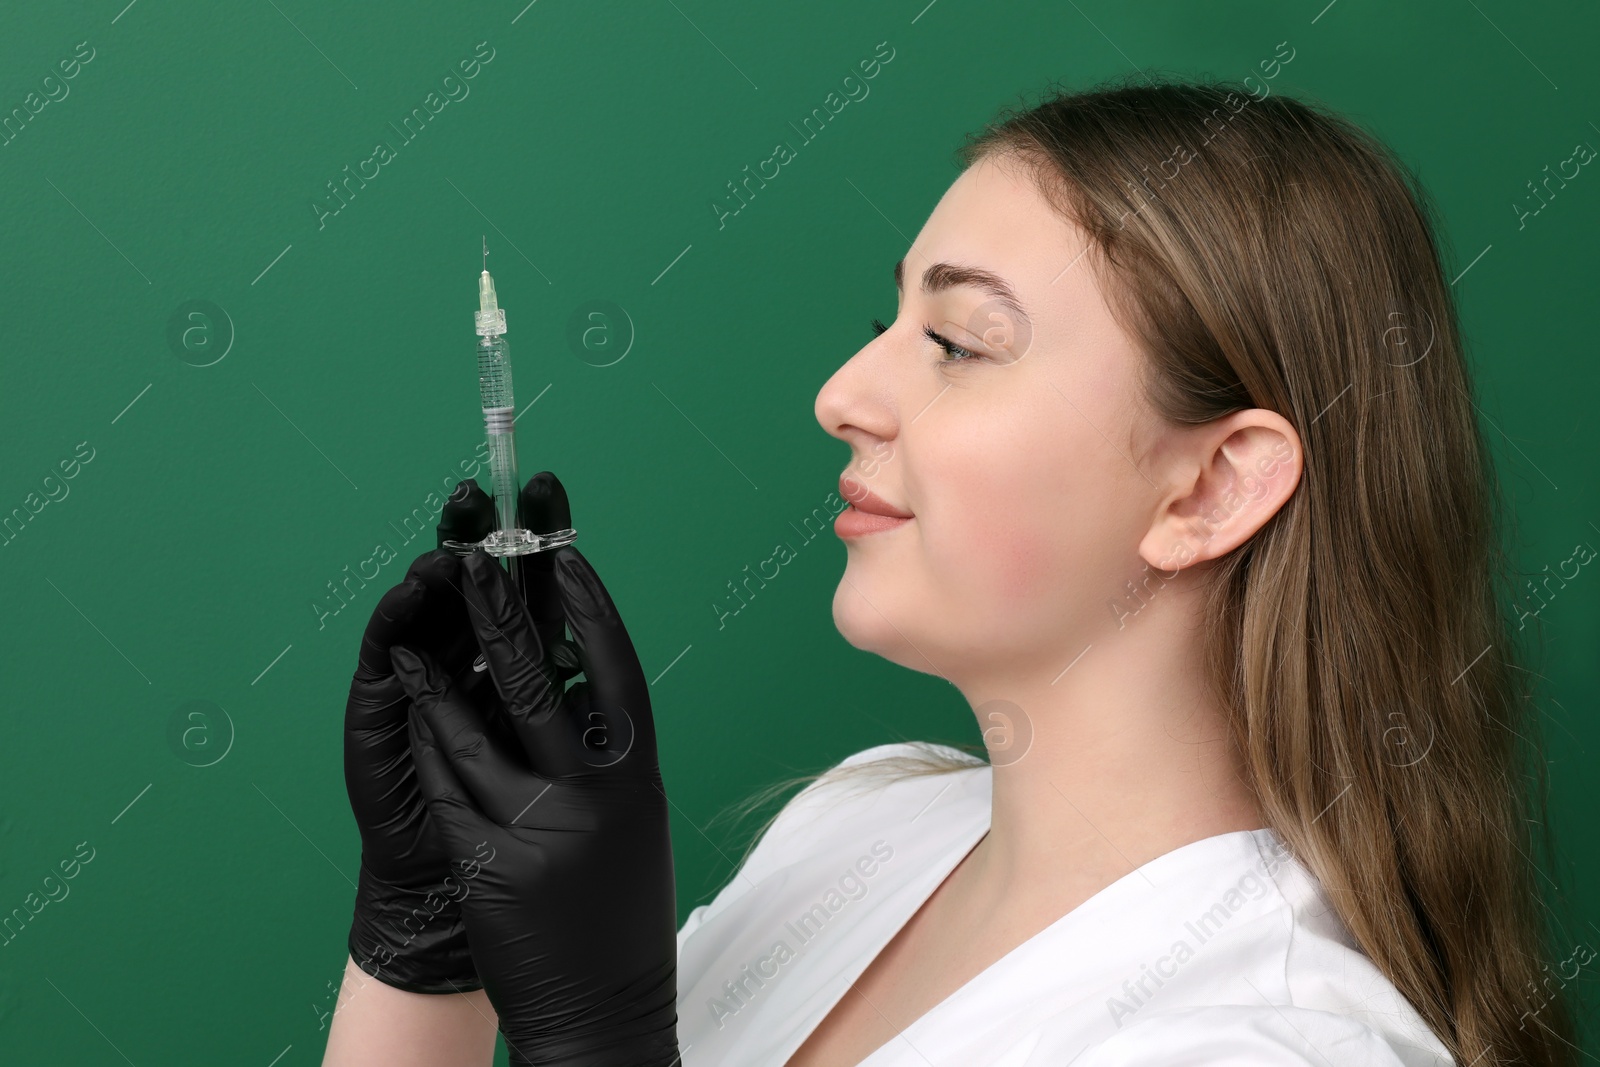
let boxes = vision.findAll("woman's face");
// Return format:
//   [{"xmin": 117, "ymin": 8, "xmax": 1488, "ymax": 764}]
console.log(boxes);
[{"xmin": 814, "ymin": 154, "xmax": 1173, "ymax": 689}]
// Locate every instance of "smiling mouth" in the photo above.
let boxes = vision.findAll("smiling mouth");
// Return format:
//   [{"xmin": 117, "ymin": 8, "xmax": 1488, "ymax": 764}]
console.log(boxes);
[{"xmin": 834, "ymin": 505, "xmax": 913, "ymax": 539}]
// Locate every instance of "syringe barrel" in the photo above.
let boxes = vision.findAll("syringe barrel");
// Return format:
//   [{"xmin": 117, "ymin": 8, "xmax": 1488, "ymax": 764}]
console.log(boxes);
[
  {"xmin": 485, "ymin": 429, "xmax": 518, "ymax": 532},
  {"xmin": 477, "ymin": 333, "xmax": 515, "ymax": 410},
  {"xmin": 477, "ymin": 332, "xmax": 521, "ymax": 541}
]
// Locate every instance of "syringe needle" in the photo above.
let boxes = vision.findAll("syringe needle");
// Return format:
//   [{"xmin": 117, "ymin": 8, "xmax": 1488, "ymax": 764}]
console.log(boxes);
[{"xmin": 482, "ymin": 234, "xmax": 487, "ymax": 270}]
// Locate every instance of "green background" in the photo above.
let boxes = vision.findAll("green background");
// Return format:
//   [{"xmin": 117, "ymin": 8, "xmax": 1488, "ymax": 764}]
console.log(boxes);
[{"xmin": 1, "ymin": 0, "xmax": 1595, "ymax": 1063}]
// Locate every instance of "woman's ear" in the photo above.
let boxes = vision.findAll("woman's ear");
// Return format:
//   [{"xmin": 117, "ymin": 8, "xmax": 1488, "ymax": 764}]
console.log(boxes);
[{"xmin": 1139, "ymin": 409, "xmax": 1303, "ymax": 573}]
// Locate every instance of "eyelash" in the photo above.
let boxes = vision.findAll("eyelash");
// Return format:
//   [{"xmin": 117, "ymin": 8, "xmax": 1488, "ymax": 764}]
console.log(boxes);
[{"xmin": 870, "ymin": 318, "xmax": 980, "ymax": 364}]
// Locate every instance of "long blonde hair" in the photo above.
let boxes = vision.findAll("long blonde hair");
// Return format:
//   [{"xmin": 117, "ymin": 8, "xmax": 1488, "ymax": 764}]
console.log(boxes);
[{"xmin": 714, "ymin": 74, "xmax": 1575, "ymax": 1067}]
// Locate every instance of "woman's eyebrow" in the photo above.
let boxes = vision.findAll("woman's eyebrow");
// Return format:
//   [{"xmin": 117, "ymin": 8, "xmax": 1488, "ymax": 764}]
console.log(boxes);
[{"xmin": 893, "ymin": 257, "xmax": 1030, "ymax": 323}]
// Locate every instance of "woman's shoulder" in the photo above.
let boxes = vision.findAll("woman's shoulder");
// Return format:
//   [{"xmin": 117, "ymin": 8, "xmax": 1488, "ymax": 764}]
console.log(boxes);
[
  {"xmin": 1264, "ymin": 836, "xmax": 1455, "ymax": 1064},
  {"xmin": 1063, "ymin": 1003, "xmax": 1454, "ymax": 1067},
  {"xmin": 830, "ymin": 738, "xmax": 985, "ymax": 773},
  {"xmin": 1040, "ymin": 828, "xmax": 1456, "ymax": 1067},
  {"xmin": 675, "ymin": 740, "xmax": 986, "ymax": 947},
  {"xmin": 990, "ymin": 829, "xmax": 1455, "ymax": 1067},
  {"xmin": 739, "ymin": 740, "xmax": 986, "ymax": 878}
]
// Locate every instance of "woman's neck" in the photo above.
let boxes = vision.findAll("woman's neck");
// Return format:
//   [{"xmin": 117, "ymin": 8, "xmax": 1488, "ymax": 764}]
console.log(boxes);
[{"xmin": 952, "ymin": 599, "xmax": 1264, "ymax": 907}]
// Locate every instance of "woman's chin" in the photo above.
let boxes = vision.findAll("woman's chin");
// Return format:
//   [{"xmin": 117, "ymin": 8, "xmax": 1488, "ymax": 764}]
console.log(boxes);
[
  {"xmin": 831, "ymin": 586, "xmax": 945, "ymax": 675},
  {"xmin": 831, "ymin": 584, "xmax": 893, "ymax": 652}
]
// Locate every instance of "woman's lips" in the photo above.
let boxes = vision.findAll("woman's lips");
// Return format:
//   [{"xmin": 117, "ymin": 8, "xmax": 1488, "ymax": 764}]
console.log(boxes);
[
  {"xmin": 838, "ymin": 474, "xmax": 913, "ymax": 518},
  {"xmin": 836, "ymin": 473, "xmax": 913, "ymax": 539},
  {"xmin": 834, "ymin": 505, "xmax": 913, "ymax": 539}
]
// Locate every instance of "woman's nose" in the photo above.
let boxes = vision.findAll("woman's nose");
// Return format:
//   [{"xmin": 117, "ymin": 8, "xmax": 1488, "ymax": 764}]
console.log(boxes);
[{"xmin": 815, "ymin": 340, "xmax": 900, "ymax": 448}]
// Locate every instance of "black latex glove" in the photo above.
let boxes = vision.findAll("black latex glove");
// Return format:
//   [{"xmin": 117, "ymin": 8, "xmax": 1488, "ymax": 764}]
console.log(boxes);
[
  {"xmin": 391, "ymin": 519, "xmax": 679, "ymax": 1065},
  {"xmin": 343, "ymin": 547, "xmax": 483, "ymax": 993},
  {"xmin": 342, "ymin": 473, "xmax": 582, "ymax": 993}
]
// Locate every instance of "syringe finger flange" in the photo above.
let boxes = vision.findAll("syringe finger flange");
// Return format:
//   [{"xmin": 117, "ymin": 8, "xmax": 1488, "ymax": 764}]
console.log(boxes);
[{"xmin": 440, "ymin": 527, "xmax": 578, "ymax": 557}]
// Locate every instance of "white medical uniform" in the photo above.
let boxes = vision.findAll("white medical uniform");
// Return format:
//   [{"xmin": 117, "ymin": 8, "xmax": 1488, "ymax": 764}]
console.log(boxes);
[{"xmin": 675, "ymin": 742, "xmax": 1456, "ymax": 1066}]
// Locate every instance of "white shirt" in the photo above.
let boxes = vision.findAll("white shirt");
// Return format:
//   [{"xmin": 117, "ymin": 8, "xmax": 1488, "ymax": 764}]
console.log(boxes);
[{"xmin": 675, "ymin": 742, "xmax": 1456, "ymax": 1066}]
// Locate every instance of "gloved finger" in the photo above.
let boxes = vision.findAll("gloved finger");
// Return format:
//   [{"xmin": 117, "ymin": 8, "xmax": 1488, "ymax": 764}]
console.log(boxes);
[
  {"xmin": 550, "ymin": 547, "xmax": 657, "ymax": 767},
  {"xmin": 394, "ymin": 645, "xmax": 490, "ymax": 846},
  {"xmin": 343, "ymin": 661, "xmax": 415, "ymax": 841},
  {"xmin": 437, "ymin": 478, "xmax": 496, "ymax": 551},
  {"xmin": 402, "ymin": 647, "xmax": 559, "ymax": 828},
  {"xmin": 547, "ymin": 639, "xmax": 583, "ymax": 684},
  {"xmin": 519, "ymin": 471, "xmax": 584, "ymax": 686},
  {"xmin": 354, "ymin": 549, "xmax": 471, "ymax": 684},
  {"xmin": 433, "ymin": 478, "xmax": 497, "ymax": 675},
  {"xmin": 354, "ymin": 578, "xmax": 427, "ymax": 683},
  {"xmin": 516, "ymin": 470, "xmax": 568, "ymax": 636},
  {"xmin": 442, "ymin": 475, "xmax": 581, "ymax": 683},
  {"xmin": 346, "ymin": 555, "xmax": 462, "ymax": 842},
  {"xmin": 460, "ymin": 547, "xmax": 578, "ymax": 776},
  {"xmin": 402, "ymin": 549, "xmax": 479, "ymax": 678}
]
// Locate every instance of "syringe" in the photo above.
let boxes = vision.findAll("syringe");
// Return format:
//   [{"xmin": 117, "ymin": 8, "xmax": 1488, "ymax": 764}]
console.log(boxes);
[{"xmin": 440, "ymin": 238, "xmax": 577, "ymax": 578}]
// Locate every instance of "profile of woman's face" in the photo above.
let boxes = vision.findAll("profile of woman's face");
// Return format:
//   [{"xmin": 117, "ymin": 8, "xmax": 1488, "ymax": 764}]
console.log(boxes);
[{"xmin": 814, "ymin": 154, "xmax": 1171, "ymax": 688}]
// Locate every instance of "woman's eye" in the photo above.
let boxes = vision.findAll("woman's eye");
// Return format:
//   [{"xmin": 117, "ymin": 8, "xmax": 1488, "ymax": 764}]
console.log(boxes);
[
  {"xmin": 921, "ymin": 324, "xmax": 979, "ymax": 364},
  {"xmin": 868, "ymin": 318, "xmax": 981, "ymax": 364}
]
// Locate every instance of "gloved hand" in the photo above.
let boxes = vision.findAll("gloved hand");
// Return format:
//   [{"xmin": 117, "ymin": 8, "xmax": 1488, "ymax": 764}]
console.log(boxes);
[
  {"xmin": 342, "ymin": 473, "xmax": 582, "ymax": 993},
  {"xmin": 390, "ymin": 475, "xmax": 679, "ymax": 1066},
  {"xmin": 343, "ymin": 544, "xmax": 483, "ymax": 993}
]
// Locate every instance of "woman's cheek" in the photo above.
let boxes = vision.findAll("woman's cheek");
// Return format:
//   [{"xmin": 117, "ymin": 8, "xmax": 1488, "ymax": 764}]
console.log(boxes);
[
  {"xmin": 938, "ymin": 512, "xmax": 1058, "ymax": 614},
  {"xmin": 997, "ymin": 525, "xmax": 1067, "ymax": 609}
]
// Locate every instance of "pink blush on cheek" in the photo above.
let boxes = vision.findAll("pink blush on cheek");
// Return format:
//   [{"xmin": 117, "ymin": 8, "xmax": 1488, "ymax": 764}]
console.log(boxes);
[{"xmin": 937, "ymin": 518, "xmax": 1055, "ymax": 607}]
